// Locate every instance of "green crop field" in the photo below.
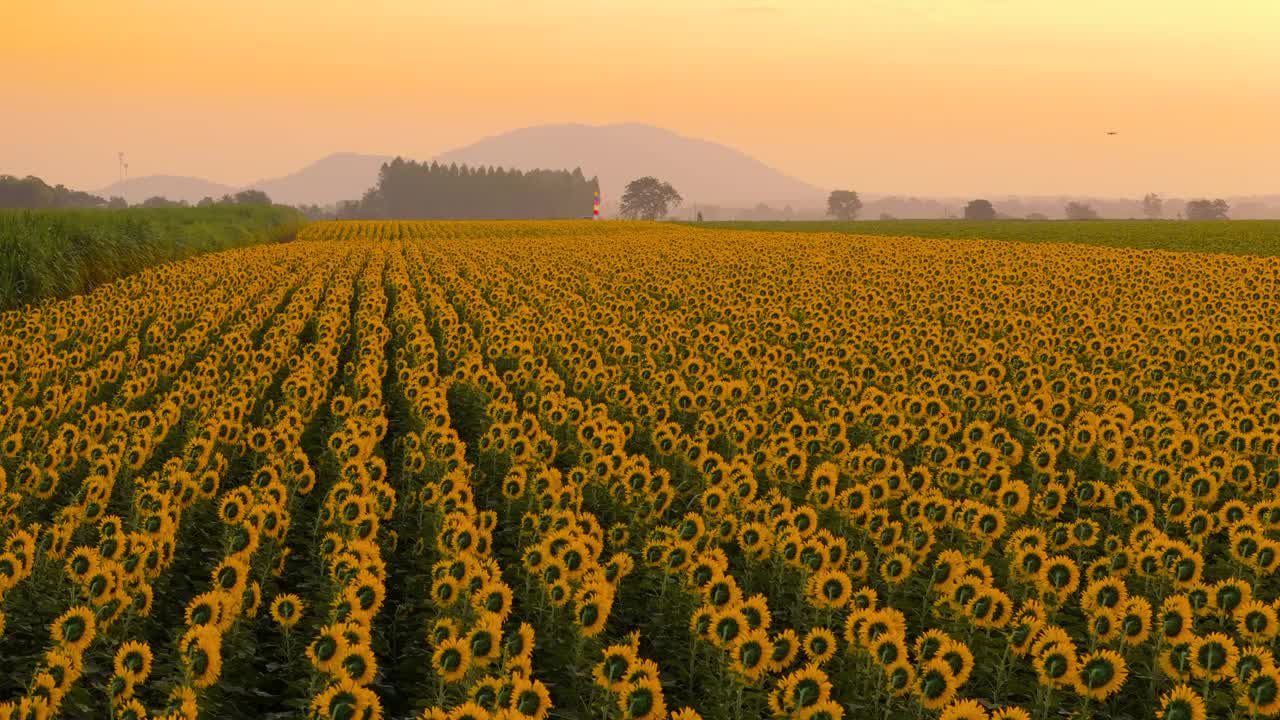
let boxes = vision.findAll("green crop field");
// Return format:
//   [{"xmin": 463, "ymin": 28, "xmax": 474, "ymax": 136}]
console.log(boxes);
[{"xmin": 690, "ymin": 220, "xmax": 1280, "ymax": 256}]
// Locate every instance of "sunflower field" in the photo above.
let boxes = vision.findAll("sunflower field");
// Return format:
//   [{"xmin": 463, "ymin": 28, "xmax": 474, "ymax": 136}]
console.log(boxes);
[{"xmin": 0, "ymin": 220, "xmax": 1277, "ymax": 720}]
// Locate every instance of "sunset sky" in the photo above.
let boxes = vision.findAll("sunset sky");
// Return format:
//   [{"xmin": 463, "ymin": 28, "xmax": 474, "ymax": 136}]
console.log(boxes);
[{"xmin": 4, "ymin": 0, "xmax": 1279, "ymax": 198}]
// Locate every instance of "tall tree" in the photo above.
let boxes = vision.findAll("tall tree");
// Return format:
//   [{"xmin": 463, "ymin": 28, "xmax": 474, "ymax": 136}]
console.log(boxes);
[
  {"xmin": 232, "ymin": 189, "xmax": 272, "ymax": 205},
  {"xmin": 1064, "ymin": 201, "xmax": 1099, "ymax": 220},
  {"xmin": 1184, "ymin": 199, "xmax": 1230, "ymax": 220},
  {"xmin": 964, "ymin": 199, "xmax": 997, "ymax": 220},
  {"xmin": 826, "ymin": 190, "xmax": 862, "ymax": 220},
  {"xmin": 0, "ymin": 175, "xmax": 106, "ymax": 209},
  {"xmin": 1141, "ymin": 193, "xmax": 1163, "ymax": 219},
  {"xmin": 139, "ymin": 196, "xmax": 188, "ymax": 208},
  {"xmin": 619, "ymin": 177, "xmax": 682, "ymax": 220}
]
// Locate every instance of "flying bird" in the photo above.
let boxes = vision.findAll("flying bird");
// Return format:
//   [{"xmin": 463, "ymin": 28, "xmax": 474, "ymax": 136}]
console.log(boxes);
[{"xmin": 1106, "ymin": 131, "xmax": 1119, "ymax": 135}]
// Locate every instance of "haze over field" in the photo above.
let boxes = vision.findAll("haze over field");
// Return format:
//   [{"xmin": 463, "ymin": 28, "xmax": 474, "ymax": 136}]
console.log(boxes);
[
  {"xmin": 91, "ymin": 124, "xmax": 826, "ymax": 210},
  {"xmin": 6, "ymin": 4, "xmax": 1280, "ymax": 719},
  {"xmin": 4, "ymin": 0, "xmax": 1278, "ymax": 200}
]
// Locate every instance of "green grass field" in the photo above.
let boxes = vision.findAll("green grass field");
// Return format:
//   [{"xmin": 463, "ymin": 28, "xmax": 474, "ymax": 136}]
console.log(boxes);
[
  {"xmin": 689, "ymin": 219, "xmax": 1280, "ymax": 255},
  {"xmin": 0, "ymin": 205, "xmax": 303, "ymax": 310}
]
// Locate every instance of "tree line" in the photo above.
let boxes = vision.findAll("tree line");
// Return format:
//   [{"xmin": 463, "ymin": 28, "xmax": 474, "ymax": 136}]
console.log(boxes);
[
  {"xmin": 0, "ymin": 175, "xmax": 276, "ymax": 210},
  {"xmin": 339, "ymin": 159, "xmax": 600, "ymax": 220},
  {"xmin": 827, "ymin": 190, "xmax": 1236, "ymax": 221},
  {"xmin": 0, "ymin": 175, "xmax": 121, "ymax": 209},
  {"xmin": 142, "ymin": 190, "xmax": 274, "ymax": 209}
]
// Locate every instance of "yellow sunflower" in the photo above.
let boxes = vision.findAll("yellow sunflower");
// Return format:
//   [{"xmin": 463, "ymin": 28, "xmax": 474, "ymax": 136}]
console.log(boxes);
[{"xmin": 270, "ymin": 593, "xmax": 304, "ymax": 630}]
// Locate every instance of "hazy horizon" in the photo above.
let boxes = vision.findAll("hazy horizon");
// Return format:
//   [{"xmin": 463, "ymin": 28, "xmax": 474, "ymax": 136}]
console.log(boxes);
[{"xmin": 5, "ymin": 0, "xmax": 1278, "ymax": 198}]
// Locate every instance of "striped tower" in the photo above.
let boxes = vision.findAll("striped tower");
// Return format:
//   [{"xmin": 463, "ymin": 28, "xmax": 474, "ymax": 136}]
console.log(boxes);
[{"xmin": 593, "ymin": 190, "xmax": 600, "ymax": 219}]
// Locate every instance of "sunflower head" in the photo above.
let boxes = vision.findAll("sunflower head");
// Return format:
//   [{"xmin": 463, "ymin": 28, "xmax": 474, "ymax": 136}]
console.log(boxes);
[
  {"xmin": 1235, "ymin": 600, "xmax": 1278, "ymax": 643},
  {"xmin": 1074, "ymin": 649, "xmax": 1128, "ymax": 700},
  {"xmin": 803, "ymin": 627, "xmax": 837, "ymax": 665},
  {"xmin": 308, "ymin": 626, "xmax": 347, "ymax": 673},
  {"xmin": 1157, "ymin": 684, "xmax": 1206, "ymax": 720},
  {"xmin": 939, "ymin": 698, "xmax": 990, "ymax": 720},
  {"xmin": 730, "ymin": 628, "xmax": 771, "ymax": 681},
  {"xmin": 431, "ymin": 637, "xmax": 471, "ymax": 684},
  {"xmin": 769, "ymin": 629, "xmax": 800, "ymax": 672},
  {"xmin": 1236, "ymin": 645, "xmax": 1275, "ymax": 684},
  {"xmin": 915, "ymin": 658, "xmax": 957, "ymax": 710},
  {"xmin": 1243, "ymin": 667, "xmax": 1280, "ymax": 716},
  {"xmin": 594, "ymin": 644, "xmax": 637, "ymax": 691},
  {"xmin": 511, "ymin": 676, "xmax": 553, "ymax": 720},
  {"xmin": 337, "ymin": 644, "xmax": 377, "ymax": 685},
  {"xmin": 1034, "ymin": 643, "xmax": 1076, "ymax": 688},
  {"xmin": 52, "ymin": 606, "xmax": 97, "ymax": 654},
  {"xmin": 113, "ymin": 640, "xmax": 153, "ymax": 686},
  {"xmin": 181, "ymin": 625, "xmax": 223, "ymax": 688},
  {"xmin": 270, "ymin": 594, "xmax": 304, "ymax": 630},
  {"xmin": 619, "ymin": 676, "xmax": 666, "ymax": 720},
  {"xmin": 784, "ymin": 665, "xmax": 832, "ymax": 712}
]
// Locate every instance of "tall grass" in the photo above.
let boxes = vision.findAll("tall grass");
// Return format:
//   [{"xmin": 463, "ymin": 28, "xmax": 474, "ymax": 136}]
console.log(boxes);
[{"xmin": 0, "ymin": 205, "xmax": 303, "ymax": 309}]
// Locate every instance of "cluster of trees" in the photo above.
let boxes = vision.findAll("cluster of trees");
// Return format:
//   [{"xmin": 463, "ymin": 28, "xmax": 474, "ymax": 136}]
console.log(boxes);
[
  {"xmin": 734, "ymin": 202, "xmax": 796, "ymax": 221},
  {"xmin": 1184, "ymin": 198, "xmax": 1231, "ymax": 220},
  {"xmin": 5, "ymin": 169, "xmax": 1246, "ymax": 223},
  {"xmin": 294, "ymin": 204, "xmax": 337, "ymax": 221},
  {"xmin": 340, "ymin": 158, "xmax": 599, "ymax": 220},
  {"xmin": 821, "ymin": 189, "xmax": 1236, "ymax": 222},
  {"xmin": 848, "ymin": 193, "xmax": 1234, "ymax": 221},
  {"xmin": 989, "ymin": 194, "xmax": 1229, "ymax": 221},
  {"xmin": 1137, "ymin": 194, "xmax": 1227, "ymax": 220},
  {"xmin": 679, "ymin": 203, "xmax": 799, "ymax": 222},
  {"xmin": 134, "ymin": 197, "xmax": 188, "ymax": 208},
  {"xmin": 0, "ymin": 175, "xmax": 122, "ymax": 209},
  {"xmin": 201, "ymin": 190, "xmax": 272, "ymax": 207},
  {"xmin": 139, "ymin": 190, "xmax": 274, "ymax": 209},
  {"xmin": 0, "ymin": 175, "xmax": 276, "ymax": 211}
]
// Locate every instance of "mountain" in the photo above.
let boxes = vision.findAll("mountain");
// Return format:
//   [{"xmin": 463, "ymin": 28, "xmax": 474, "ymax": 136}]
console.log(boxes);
[
  {"xmin": 434, "ymin": 123, "xmax": 827, "ymax": 210},
  {"xmin": 90, "ymin": 125, "xmax": 827, "ymax": 210},
  {"xmin": 246, "ymin": 153, "xmax": 391, "ymax": 206},
  {"xmin": 95, "ymin": 175, "xmax": 235, "ymax": 205},
  {"xmin": 94, "ymin": 153, "xmax": 392, "ymax": 207}
]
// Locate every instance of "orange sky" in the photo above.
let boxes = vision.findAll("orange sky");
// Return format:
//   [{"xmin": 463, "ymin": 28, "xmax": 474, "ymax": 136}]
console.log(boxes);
[{"xmin": 4, "ymin": 0, "xmax": 1279, "ymax": 197}]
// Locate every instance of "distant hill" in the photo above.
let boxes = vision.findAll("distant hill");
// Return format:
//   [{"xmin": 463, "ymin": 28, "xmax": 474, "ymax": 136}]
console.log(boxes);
[
  {"xmin": 434, "ymin": 123, "xmax": 827, "ymax": 210},
  {"xmin": 96, "ymin": 175, "xmax": 235, "ymax": 205},
  {"xmin": 92, "ymin": 125, "xmax": 827, "ymax": 211},
  {"xmin": 85, "ymin": 126, "xmax": 1276, "ymax": 218},
  {"xmin": 94, "ymin": 154, "xmax": 390, "ymax": 207},
  {"xmin": 245, "ymin": 153, "xmax": 391, "ymax": 206}
]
